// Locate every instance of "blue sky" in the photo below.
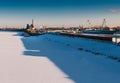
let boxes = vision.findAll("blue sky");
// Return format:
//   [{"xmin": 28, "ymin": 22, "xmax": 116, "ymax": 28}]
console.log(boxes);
[{"xmin": 0, "ymin": 0, "xmax": 120, "ymax": 27}]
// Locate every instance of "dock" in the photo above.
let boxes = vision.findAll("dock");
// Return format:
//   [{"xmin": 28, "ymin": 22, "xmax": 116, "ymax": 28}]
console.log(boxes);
[{"xmin": 59, "ymin": 32, "xmax": 113, "ymax": 41}]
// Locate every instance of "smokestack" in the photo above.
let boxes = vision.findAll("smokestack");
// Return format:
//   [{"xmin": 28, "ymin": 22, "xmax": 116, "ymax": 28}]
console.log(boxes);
[
  {"xmin": 31, "ymin": 19, "xmax": 34, "ymax": 28},
  {"xmin": 32, "ymin": 19, "xmax": 34, "ymax": 25}
]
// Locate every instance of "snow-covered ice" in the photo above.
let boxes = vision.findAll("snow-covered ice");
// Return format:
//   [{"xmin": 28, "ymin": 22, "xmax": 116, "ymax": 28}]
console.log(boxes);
[
  {"xmin": 0, "ymin": 31, "xmax": 120, "ymax": 83},
  {"xmin": 0, "ymin": 32, "xmax": 73, "ymax": 83}
]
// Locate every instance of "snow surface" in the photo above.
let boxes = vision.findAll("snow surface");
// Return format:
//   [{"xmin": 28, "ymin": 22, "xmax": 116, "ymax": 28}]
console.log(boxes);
[{"xmin": 0, "ymin": 31, "xmax": 120, "ymax": 83}]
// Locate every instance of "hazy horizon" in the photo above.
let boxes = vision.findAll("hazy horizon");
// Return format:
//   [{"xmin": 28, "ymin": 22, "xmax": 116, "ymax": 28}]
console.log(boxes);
[{"xmin": 0, "ymin": 0, "xmax": 120, "ymax": 27}]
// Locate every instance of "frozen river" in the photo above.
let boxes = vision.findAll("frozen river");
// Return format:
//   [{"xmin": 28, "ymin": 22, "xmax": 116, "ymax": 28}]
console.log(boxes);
[
  {"xmin": 0, "ymin": 32, "xmax": 73, "ymax": 83},
  {"xmin": 0, "ymin": 31, "xmax": 120, "ymax": 83}
]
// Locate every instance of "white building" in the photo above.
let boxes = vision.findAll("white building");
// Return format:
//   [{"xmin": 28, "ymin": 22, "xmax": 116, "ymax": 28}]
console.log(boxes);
[{"xmin": 112, "ymin": 31, "xmax": 120, "ymax": 44}]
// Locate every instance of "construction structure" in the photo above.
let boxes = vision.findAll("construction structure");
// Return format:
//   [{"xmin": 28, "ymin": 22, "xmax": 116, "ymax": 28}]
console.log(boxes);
[
  {"xmin": 84, "ymin": 20, "xmax": 92, "ymax": 29},
  {"xmin": 101, "ymin": 18, "xmax": 109, "ymax": 30}
]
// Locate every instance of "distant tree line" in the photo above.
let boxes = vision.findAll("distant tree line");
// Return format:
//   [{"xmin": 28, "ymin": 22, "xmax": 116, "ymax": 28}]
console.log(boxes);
[{"xmin": 0, "ymin": 28, "xmax": 25, "ymax": 31}]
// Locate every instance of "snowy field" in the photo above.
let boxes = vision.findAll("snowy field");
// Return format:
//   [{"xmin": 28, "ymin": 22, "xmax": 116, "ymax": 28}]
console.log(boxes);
[{"xmin": 0, "ymin": 31, "xmax": 120, "ymax": 83}]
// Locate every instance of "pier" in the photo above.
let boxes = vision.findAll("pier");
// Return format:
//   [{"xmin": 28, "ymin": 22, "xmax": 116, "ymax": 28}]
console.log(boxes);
[{"xmin": 59, "ymin": 32, "xmax": 113, "ymax": 41}]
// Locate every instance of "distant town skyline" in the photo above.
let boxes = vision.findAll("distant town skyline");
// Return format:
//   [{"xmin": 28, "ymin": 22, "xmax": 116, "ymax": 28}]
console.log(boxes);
[{"xmin": 0, "ymin": 0, "xmax": 120, "ymax": 27}]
